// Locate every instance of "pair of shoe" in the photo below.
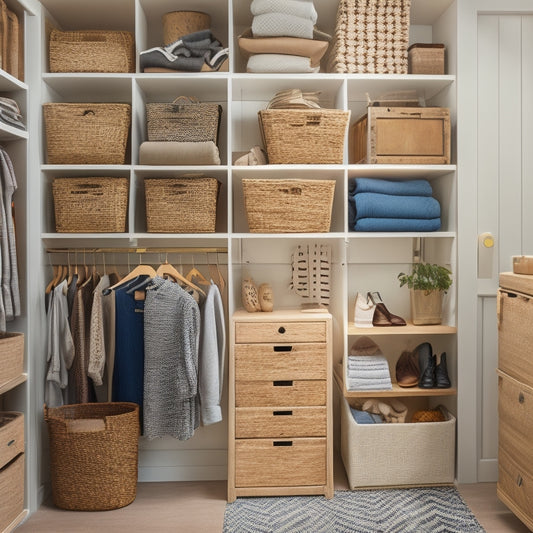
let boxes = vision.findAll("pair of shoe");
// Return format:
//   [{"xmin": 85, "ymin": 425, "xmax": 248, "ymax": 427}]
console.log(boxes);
[
  {"xmin": 354, "ymin": 291, "xmax": 406, "ymax": 328},
  {"xmin": 396, "ymin": 342, "xmax": 451, "ymax": 388}
]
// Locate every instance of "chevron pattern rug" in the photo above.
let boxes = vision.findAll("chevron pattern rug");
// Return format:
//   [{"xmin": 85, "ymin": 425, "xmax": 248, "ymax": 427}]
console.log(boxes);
[{"xmin": 223, "ymin": 487, "xmax": 485, "ymax": 533}]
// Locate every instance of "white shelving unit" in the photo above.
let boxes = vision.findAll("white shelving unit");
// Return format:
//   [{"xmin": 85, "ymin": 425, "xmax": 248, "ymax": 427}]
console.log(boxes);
[{"xmin": 23, "ymin": 0, "xmax": 459, "ymax": 512}]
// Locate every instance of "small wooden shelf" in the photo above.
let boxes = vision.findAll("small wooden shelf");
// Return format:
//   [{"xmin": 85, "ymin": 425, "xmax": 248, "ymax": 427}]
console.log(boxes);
[
  {"xmin": 0, "ymin": 373, "xmax": 27, "ymax": 395},
  {"xmin": 347, "ymin": 322, "xmax": 457, "ymax": 336}
]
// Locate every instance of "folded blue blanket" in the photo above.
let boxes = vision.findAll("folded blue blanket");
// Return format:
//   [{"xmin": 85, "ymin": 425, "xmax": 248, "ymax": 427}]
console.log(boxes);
[
  {"xmin": 354, "ymin": 217, "xmax": 441, "ymax": 232},
  {"xmin": 354, "ymin": 177, "xmax": 433, "ymax": 197},
  {"xmin": 354, "ymin": 192, "xmax": 441, "ymax": 220}
]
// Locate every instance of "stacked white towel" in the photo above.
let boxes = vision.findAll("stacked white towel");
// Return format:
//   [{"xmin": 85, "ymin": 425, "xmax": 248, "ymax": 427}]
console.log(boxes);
[{"xmin": 346, "ymin": 355, "xmax": 392, "ymax": 391}]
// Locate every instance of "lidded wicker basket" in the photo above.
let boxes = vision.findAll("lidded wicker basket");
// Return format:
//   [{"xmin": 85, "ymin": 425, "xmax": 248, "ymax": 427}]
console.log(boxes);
[
  {"xmin": 242, "ymin": 178, "xmax": 335, "ymax": 233},
  {"xmin": 145, "ymin": 176, "xmax": 220, "ymax": 233},
  {"xmin": 44, "ymin": 402, "xmax": 140, "ymax": 511}
]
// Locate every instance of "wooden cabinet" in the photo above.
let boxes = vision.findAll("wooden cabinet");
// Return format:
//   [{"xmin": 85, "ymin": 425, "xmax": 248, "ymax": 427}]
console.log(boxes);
[
  {"xmin": 497, "ymin": 272, "xmax": 533, "ymax": 531},
  {"xmin": 228, "ymin": 310, "xmax": 333, "ymax": 502}
]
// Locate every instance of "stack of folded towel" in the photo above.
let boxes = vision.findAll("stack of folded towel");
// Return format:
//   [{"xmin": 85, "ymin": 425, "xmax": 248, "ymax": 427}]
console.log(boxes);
[
  {"xmin": 346, "ymin": 337, "xmax": 392, "ymax": 391},
  {"xmin": 239, "ymin": 0, "xmax": 331, "ymax": 73},
  {"xmin": 0, "ymin": 97, "xmax": 25, "ymax": 131},
  {"xmin": 348, "ymin": 178, "xmax": 441, "ymax": 232}
]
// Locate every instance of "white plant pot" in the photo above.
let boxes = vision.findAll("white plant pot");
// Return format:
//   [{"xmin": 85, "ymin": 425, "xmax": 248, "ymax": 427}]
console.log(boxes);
[{"xmin": 410, "ymin": 289, "xmax": 443, "ymax": 325}]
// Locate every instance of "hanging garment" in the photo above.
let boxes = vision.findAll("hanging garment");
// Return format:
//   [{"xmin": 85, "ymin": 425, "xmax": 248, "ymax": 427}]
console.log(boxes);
[
  {"xmin": 143, "ymin": 277, "xmax": 200, "ymax": 440},
  {"xmin": 45, "ymin": 280, "xmax": 75, "ymax": 407},
  {"xmin": 199, "ymin": 281, "xmax": 225, "ymax": 426},
  {"xmin": 0, "ymin": 156, "xmax": 13, "ymax": 321},
  {"xmin": 66, "ymin": 272, "xmax": 78, "ymax": 319}
]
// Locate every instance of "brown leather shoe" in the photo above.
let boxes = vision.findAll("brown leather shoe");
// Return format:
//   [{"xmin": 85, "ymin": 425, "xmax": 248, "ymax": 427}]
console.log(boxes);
[
  {"xmin": 395, "ymin": 349, "xmax": 420, "ymax": 387},
  {"xmin": 368, "ymin": 292, "xmax": 407, "ymax": 326}
]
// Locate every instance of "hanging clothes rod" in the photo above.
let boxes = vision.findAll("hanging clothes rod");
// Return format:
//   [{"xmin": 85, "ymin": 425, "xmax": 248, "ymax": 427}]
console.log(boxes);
[{"xmin": 46, "ymin": 247, "xmax": 228, "ymax": 254}]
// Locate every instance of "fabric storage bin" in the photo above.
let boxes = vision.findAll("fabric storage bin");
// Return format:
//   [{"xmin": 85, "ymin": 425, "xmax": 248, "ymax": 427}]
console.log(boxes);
[
  {"xmin": 242, "ymin": 179, "xmax": 335, "ymax": 233},
  {"xmin": 0, "ymin": 332, "xmax": 23, "ymax": 388},
  {"xmin": 0, "ymin": 453, "xmax": 24, "ymax": 531},
  {"xmin": 49, "ymin": 29, "xmax": 135, "ymax": 73},
  {"xmin": 340, "ymin": 395, "xmax": 455, "ymax": 488},
  {"xmin": 52, "ymin": 177, "xmax": 129, "ymax": 233},
  {"xmin": 408, "ymin": 43, "xmax": 445, "ymax": 75},
  {"xmin": 146, "ymin": 97, "xmax": 221, "ymax": 143},
  {"xmin": 258, "ymin": 109, "xmax": 350, "ymax": 164},
  {"xmin": 328, "ymin": 0, "xmax": 411, "ymax": 74},
  {"xmin": 43, "ymin": 103, "xmax": 131, "ymax": 164},
  {"xmin": 145, "ymin": 176, "xmax": 220, "ymax": 233},
  {"xmin": 351, "ymin": 106, "xmax": 451, "ymax": 164},
  {"xmin": 44, "ymin": 402, "xmax": 139, "ymax": 511}
]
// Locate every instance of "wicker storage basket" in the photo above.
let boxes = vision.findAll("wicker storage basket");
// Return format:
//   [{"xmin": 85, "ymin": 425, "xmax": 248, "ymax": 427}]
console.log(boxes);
[
  {"xmin": 408, "ymin": 43, "xmax": 445, "ymax": 75},
  {"xmin": 145, "ymin": 176, "xmax": 220, "ymax": 233},
  {"xmin": 258, "ymin": 109, "xmax": 350, "ymax": 164},
  {"xmin": 242, "ymin": 179, "xmax": 335, "ymax": 233},
  {"xmin": 328, "ymin": 0, "xmax": 411, "ymax": 74},
  {"xmin": 0, "ymin": 453, "xmax": 24, "ymax": 532},
  {"xmin": 53, "ymin": 177, "xmax": 129, "ymax": 233},
  {"xmin": 44, "ymin": 402, "xmax": 140, "ymax": 511},
  {"xmin": 49, "ymin": 29, "xmax": 135, "ymax": 73},
  {"xmin": 162, "ymin": 11, "xmax": 210, "ymax": 46},
  {"xmin": 43, "ymin": 103, "xmax": 131, "ymax": 165},
  {"xmin": 146, "ymin": 97, "xmax": 221, "ymax": 143},
  {"xmin": 0, "ymin": 413, "xmax": 24, "ymax": 469},
  {"xmin": 0, "ymin": 332, "xmax": 23, "ymax": 388}
]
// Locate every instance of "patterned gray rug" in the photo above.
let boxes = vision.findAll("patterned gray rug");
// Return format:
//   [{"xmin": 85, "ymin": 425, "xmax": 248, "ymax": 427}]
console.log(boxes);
[{"xmin": 223, "ymin": 487, "xmax": 485, "ymax": 532}]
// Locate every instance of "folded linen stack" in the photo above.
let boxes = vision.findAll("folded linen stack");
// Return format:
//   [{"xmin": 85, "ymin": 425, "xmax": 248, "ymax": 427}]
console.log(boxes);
[
  {"xmin": 0, "ymin": 97, "xmax": 25, "ymax": 131},
  {"xmin": 346, "ymin": 336, "xmax": 392, "ymax": 391},
  {"xmin": 239, "ymin": 0, "xmax": 331, "ymax": 73},
  {"xmin": 348, "ymin": 178, "xmax": 441, "ymax": 232}
]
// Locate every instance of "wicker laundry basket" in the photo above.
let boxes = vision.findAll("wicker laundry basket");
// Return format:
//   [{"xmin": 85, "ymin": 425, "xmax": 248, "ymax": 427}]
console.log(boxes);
[
  {"xmin": 43, "ymin": 103, "xmax": 131, "ymax": 164},
  {"xmin": 258, "ymin": 109, "xmax": 350, "ymax": 164},
  {"xmin": 145, "ymin": 176, "xmax": 220, "ymax": 233},
  {"xmin": 44, "ymin": 402, "xmax": 140, "ymax": 511},
  {"xmin": 53, "ymin": 177, "xmax": 129, "ymax": 233},
  {"xmin": 49, "ymin": 29, "xmax": 135, "ymax": 73},
  {"xmin": 242, "ymin": 178, "xmax": 335, "ymax": 233},
  {"xmin": 328, "ymin": 0, "xmax": 411, "ymax": 74}
]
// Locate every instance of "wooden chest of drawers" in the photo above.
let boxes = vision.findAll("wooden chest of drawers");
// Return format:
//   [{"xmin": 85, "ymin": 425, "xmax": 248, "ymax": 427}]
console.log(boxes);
[{"xmin": 228, "ymin": 309, "xmax": 333, "ymax": 501}]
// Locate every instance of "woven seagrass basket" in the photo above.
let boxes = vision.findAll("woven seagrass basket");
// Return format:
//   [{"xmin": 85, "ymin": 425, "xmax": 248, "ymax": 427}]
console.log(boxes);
[
  {"xmin": 258, "ymin": 109, "xmax": 350, "ymax": 164},
  {"xmin": 49, "ymin": 29, "xmax": 135, "ymax": 73},
  {"xmin": 44, "ymin": 402, "xmax": 140, "ymax": 511},
  {"xmin": 53, "ymin": 177, "xmax": 129, "ymax": 233},
  {"xmin": 43, "ymin": 103, "xmax": 131, "ymax": 165},
  {"xmin": 162, "ymin": 11, "xmax": 210, "ymax": 45},
  {"xmin": 146, "ymin": 97, "xmax": 221, "ymax": 143},
  {"xmin": 0, "ymin": 453, "xmax": 24, "ymax": 531},
  {"xmin": 328, "ymin": 0, "xmax": 411, "ymax": 74},
  {"xmin": 0, "ymin": 332, "xmax": 23, "ymax": 388},
  {"xmin": 242, "ymin": 179, "xmax": 335, "ymax": 233},
  {"xmin": 145, "ymin": 176, "xmax": 220, "ymax": 233}
]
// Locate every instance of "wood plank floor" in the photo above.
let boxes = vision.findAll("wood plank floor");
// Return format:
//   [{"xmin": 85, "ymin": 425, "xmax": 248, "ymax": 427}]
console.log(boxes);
[{"xmin": 17, "ymin": 463, "xmax": 530, "ymax": 533}]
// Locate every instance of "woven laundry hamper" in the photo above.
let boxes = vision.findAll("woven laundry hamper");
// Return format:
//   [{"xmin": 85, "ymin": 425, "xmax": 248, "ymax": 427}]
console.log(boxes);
[
  {"xmin": 44, "ymin": 402, "xmax": 140, "ymax": 511},
  {"xmin": 328, "ymin": 0, "xmax": 411, "ymax": 74}
]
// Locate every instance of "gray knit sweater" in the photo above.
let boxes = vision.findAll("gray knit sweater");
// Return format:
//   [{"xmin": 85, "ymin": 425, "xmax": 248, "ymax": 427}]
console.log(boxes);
[{"xmin": 143, "ymin": 277, "xmax": 200, "ymax": 440}]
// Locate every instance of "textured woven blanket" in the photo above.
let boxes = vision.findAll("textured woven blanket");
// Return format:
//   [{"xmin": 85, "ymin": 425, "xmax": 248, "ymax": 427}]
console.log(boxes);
[
  {"xmin": 252, "ymin": 13, "xmax": 314, "ymax": 39},
  {"xmin": 251, "ymin": 0, "xmax": 318, "ymax": 23}
]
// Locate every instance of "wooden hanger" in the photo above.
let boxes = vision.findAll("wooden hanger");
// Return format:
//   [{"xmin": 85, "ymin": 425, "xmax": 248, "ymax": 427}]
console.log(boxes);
[
  {"xmin": 156, "ymin": 260, "xmax": 206, "ymax": 297},
  {"xmin": 208, "ymin": 254, "xmax": 226, "ymax": 293},
  {"xmin": 45, "ymin": 264, "xmax": 62, "ymax": 294},
  {"xmin": 107, "ymin": 262, "xmax": 157, "ymax": 291},
  {"xmin": 186, "ymin": 255, "xmax": 210, "ymax": 287}
]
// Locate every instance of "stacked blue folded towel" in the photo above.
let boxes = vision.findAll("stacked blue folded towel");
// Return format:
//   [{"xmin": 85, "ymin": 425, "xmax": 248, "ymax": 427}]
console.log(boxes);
[
  {"xmin": 348, "ymin": 177, "xmax": 441, "ymax": 232},
  {"xmin": 346, "ymin": 355, "xmax": 392, "ymax": 391}
]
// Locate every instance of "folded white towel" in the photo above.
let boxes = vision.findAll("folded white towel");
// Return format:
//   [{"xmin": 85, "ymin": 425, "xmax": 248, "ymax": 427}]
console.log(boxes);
[
  {"xmin": 347, "ymin": 378, "xmax": 393, "ymax": 391},
  {"xmin": 247, "ymin": 54, "xmax": 319, "ymax": 73},
  {"xmin": 347, "ymin": 369, "xmax": 391, "ymax": 379},
  {"xmin": 252, "ymin": 13, "xmax": 315, "ymax": 39},
  {"xmin": 251, "ymin": 0, "xmax": 318, "ymax": 24}
]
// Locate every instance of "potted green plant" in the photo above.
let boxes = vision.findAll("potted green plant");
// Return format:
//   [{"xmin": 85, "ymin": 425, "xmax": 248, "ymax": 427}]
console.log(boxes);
[{"xmin": 397, "ymin": 263, "xmax": 453, "ymax": 325}]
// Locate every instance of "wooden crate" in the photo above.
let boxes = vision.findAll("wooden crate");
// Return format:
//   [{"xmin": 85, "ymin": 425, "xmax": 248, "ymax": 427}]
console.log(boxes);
[{"xmin": 351, "ymin": 106, "xmax": 451, "ymax": 164}]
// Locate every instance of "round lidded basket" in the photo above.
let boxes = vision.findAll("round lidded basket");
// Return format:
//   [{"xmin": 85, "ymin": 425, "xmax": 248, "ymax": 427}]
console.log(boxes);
[{"xmin": 162, "ymin": 11, "xmax": 210, "ymax": 46}]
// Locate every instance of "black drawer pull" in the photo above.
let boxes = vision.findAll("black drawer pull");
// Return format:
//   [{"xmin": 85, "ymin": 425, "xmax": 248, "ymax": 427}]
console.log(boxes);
[
  {"xmin": 273, "ymin": 441, "xmax": 293, "ymax": 447},
  {"xmin": 273, "ymin": 380, "xmax": 293, "ymax": 387},
  {"xmin": 517, "ymin": 474, "xmax": 523, "ymax": 487},
  {"xmin": 273, "ymin": 346, "xmax": 292, "ymax": 352},
  {"xmin": 278, "ymin": 327, "xmax": 286, "ymax": 334},
  {"xmin": 7, "ymin": 439, "xmax": 15, "ymax": 447},
  {"xmin": 273, "ymin": 410, "xmax": 293, "ymax": 416},
  {"xmin": 519, "ymin": 392, "xmax": 525, "ymax": 404}
]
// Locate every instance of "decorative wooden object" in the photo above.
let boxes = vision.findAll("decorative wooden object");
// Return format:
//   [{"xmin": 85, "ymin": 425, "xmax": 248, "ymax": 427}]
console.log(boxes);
[
  {"xmin": 290, "ymin": 244, "xmax": 331, "ymax": 306},
  {"xmin": 228, "ymin": 309, "xmax": 333, "ymax": 502},
  {"xmin": 258, "ymin": 283, "xmax": 274, "ymax": 312},
  {"xmin": 241, "ymin": 278, "xmax": 261, "ymax": 313}
]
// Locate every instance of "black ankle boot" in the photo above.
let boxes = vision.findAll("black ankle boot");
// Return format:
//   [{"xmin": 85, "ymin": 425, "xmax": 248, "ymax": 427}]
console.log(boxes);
[
  {"xmin": 435, "ymin": 352, "xmax": 451, "ymax": 388},
  {"xmin": 417, "ymin": 343, "xmax": 435, "ymax": 388}
]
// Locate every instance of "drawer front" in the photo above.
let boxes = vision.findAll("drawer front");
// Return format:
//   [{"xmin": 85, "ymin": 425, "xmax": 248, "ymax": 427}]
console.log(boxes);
[
  {"xmin": 235, "ymin": 321, "xmax": 326, "ymax": 344},
  {"xmin": 498, "ymin": 290, "xmax": 533, "ymax": 387},
  {"xmin": 498, "ymin": 373, "xmax": 533, "ymax": 439},
  {"xmin": 236, "ymin": 406, "xmax": 327, "ymax": 438},
  {"xmin": 0, "ymin": 453, "xmax": 24, "ymax": 532},
  {"xmin": 0, "ymin": 413, "xmax": 24, "ymax": 469},
  {"xmin": 497, "ymin": 447, "xmax": 533, "ymax": 528},
  {"xmin": 236, "ymin": 380, "xmax": 326, "ymax": 407},
  {"xmin": 235, "ymin": 343, "xmax": 326, "ymax": 381},
  {"xmin": 235, "ymin": 438, "xmax": 326, "ymax": 487}
]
